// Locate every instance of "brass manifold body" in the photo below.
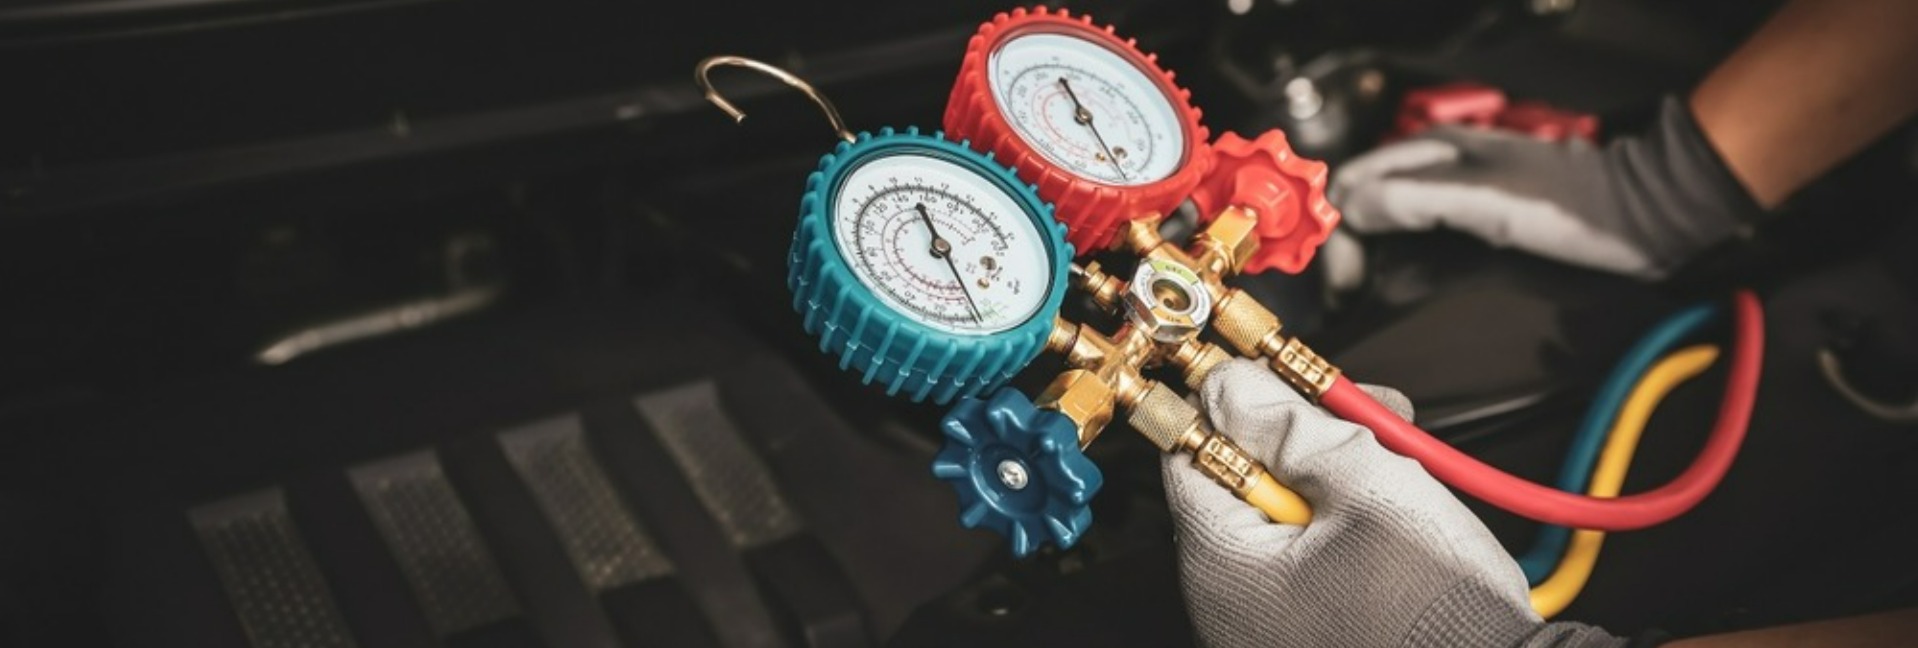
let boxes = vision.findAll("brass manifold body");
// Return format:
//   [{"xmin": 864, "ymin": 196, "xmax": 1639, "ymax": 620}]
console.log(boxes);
[{"xmin": 1032, "ymin": 208, "xmax": 1337, "ymax": 524}]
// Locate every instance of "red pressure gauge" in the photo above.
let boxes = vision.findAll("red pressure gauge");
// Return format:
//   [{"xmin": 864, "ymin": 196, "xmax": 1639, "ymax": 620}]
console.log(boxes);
[
  {"xmin": 945, "ymin": 6, "xmax": 1211, "ymax": 254},
  {"xmin": 946, "ymin": 6, "xmax": 1339, "ymax": 274}
]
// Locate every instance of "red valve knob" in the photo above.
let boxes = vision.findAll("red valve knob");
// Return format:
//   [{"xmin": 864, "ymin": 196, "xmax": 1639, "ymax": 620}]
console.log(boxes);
[{"xmin": 1189, "ymin": 130, "xmax": 1340, "ymax": 275}]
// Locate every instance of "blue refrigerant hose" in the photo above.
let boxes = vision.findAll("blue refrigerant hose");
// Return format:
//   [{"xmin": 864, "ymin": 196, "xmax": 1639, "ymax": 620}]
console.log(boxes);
[{"xmin": 1517, "ymin": 301, "xmax": 1721, "ymax": 584}]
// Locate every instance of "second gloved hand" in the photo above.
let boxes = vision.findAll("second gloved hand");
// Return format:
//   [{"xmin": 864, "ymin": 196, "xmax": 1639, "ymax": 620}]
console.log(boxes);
[
  {"xmin": 1164, "ymin": 359, "xmax": 1623, "ymax": 647},
  {"xmin": 1326, "ymin": 96, "xmax": 1764, "ymax": 280}
]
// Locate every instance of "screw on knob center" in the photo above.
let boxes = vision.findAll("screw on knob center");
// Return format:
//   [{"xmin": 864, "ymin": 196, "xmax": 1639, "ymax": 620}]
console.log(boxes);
[{"xmin": 997, "ymin": 459, "xmax": 1030, "ymax": 491}]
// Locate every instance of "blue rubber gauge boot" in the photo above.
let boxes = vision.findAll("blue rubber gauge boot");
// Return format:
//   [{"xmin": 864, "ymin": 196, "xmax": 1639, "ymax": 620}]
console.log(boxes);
[{"xmin": 786, "ymin": 128, "xmax": 1073, "ymax": 405}]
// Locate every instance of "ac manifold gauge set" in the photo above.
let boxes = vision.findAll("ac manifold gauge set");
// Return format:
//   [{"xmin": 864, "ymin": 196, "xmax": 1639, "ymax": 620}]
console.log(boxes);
[{"xmin": 692, "ymin": 5, "xmax": 1766, "ymax": 607}]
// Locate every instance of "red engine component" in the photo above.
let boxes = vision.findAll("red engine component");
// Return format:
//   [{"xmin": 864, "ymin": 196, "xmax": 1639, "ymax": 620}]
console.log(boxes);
[
  {"xmin": 1392, "ymin": 82, "xmax": 1507, "ymax": 138},
  {"xmin": 1389, "ymin": 81, "xmax": 1599, "ymax": 143},
  {"xmin": 1494, "ymin": 101, "xmax": 1600, "ymax": 142}
]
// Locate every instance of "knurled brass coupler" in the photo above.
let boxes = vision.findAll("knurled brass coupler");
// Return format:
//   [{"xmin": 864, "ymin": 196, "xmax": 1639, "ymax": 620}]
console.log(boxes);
[
  {"xmin": 1122, "ymin": 381, "xmax": 1268, "ymax": 500},
  {"xmin": 1211, "ymin": 288, "xmax": 1286, "ymax": 357},
  {"xmin": 1210, "ymin": 288, "xmax": 1340, "ymax": 399},
  {"xmin": 1125, "ymin": 381, "xmax": 1202, "ymax": 453}
]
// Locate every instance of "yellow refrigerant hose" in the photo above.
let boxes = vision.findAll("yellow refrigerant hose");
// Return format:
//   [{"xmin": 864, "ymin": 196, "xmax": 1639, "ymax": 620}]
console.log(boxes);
[
  {"xmin": 1245, "ymin": 473, "xmax": 1313, "ymax": 524},
  {"xmin": 1529, "ymin": 344, "xmax": 1722, "ymax": 618},
  {"xmin": 1231, "ymin": 344, "xmax": 1720, "ymax": 617}
]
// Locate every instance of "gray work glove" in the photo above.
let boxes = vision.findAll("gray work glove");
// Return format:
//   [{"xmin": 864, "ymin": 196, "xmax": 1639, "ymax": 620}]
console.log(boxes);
[
  {"xmin": 1163, "ymin": 359, "xmax": 1624, "ymax": 647},
  {"xmin": 1324, "ymin": 95, "xmax": 1763, "ymax": 284}
]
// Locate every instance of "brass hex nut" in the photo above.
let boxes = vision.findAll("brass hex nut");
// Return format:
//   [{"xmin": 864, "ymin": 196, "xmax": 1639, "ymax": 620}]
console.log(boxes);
[
  {"xmin": 1036, "ymin": 369, "xmax": 1116, "ymax": 446},
  {"xmin": 1197, "ymin": 206, "xmax": 1262, "ymax": 273}
]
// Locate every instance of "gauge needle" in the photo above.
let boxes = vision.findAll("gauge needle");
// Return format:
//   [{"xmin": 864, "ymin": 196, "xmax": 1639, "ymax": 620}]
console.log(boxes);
[
  {"xmin": 916, "ymin": 203, "xmax": 985, "ymax": 324},
  {"xmin": 1057, "ymin": 77, "xmax": 1128, "ymax": 181}
]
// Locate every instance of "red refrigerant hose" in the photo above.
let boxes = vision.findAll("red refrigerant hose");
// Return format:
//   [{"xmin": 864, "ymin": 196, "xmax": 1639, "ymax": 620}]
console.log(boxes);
[{"xmin": 1320, "ymin": 289, "xmax": 1764, "ymax": 532}]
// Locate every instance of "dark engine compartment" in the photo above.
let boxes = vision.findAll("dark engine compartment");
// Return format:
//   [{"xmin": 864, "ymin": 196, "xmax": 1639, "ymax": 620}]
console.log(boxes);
[{"xmin": 3, "ymin": 0, "xmax": 1916, "ymax": 646}]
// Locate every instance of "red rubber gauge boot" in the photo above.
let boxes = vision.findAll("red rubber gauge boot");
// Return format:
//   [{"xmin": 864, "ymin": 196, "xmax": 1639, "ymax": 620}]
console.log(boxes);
[{"xmin": 945, "ymin": 6, "xmax": 1212, "ymax": 255}]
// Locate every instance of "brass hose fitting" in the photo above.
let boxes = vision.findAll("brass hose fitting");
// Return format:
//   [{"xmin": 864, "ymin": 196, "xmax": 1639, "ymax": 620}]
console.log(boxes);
[
  {"xmin": 1211, "ymin": 288, "xmax": 1285, "ymax": 357},
  {"xmin": 1271, "ymin": 337, "xmax": 1339, "ymax": 400},
  {"xmin": 1126, "ymin": 382, "xmax": 1312, "ymax": 525},
  {"xmin": 1074, "ymin": 262, "xmax": 1129, "ymax": 314},
  {"xmin": 1124, "ymin": 380, "xmax": 1200, "ymax": 453},
  {"xmin": 1166, "ymin": 339, "xmax": 1232, "ymax": 392},
  {"xmin": 1186, "ymin": 205, "xmax": 1262, "ymax": 277},
  {"xmin": 1210, "ymin": 288, "xmax": 1339, "ymax": 399},
  {"xmin": 1027, "ymin": 199, "xmax": 1325, "ymax": 529}
]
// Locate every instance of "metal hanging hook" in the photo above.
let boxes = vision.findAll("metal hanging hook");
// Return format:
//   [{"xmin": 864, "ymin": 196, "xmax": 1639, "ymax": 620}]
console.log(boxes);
[{"xmin": 695, "ymin": 55, "xmax": 855, "ymax": 144}]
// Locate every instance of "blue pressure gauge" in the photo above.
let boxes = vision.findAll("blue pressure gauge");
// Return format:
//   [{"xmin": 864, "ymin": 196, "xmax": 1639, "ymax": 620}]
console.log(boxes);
[{"xmin": 788, "ymin": 127, "xmax": 1073, "ymax": 404}]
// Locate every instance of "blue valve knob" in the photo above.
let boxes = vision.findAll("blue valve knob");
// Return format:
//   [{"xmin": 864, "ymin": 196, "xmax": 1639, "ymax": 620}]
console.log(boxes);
[{"xmin": 932, "ymin": 389, "xmax": 1103, "ymax": 557}]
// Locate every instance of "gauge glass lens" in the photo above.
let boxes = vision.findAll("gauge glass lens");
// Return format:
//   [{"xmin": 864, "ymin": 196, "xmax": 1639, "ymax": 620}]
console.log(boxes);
[
  {"xmin": 988, "ymin": 31, "xmax": 1185, "ymax": 186},
  {"xmin": 832, "ymin": 153, "xmax": 1053, "ymax": 335}
]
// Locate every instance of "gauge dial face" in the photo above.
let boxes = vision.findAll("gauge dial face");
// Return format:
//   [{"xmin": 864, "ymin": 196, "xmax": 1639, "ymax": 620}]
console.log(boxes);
[
  {"xmin": 987, "ymin": 31, "xmax": 1187, "ymax": 186},
  {"xmin": 832, "ymin": 153, "xmax": 1054, "ymax": 336}
]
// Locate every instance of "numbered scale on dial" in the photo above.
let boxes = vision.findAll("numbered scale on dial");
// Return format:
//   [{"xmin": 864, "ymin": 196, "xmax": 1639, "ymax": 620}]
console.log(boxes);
[
  {"xmin": 830, "ymin": 153, "xmax": 1052, "ymax": 335},
  {"xmin": 987, "ymin": 31, "xmax": 1187, "ymax": 186}
]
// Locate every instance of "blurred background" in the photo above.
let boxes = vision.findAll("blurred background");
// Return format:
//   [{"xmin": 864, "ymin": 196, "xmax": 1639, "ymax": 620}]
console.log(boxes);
[{"xmin": 1, "ymin": 0, "xmax": 1914, "ymax": 645}]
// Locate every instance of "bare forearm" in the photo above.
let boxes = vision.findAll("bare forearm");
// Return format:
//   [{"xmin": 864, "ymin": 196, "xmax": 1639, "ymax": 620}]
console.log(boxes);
[
  {"xmin": 1667, "ymin": 606, "xmax": 1918, "ymax": 647},
  {"xmin": 1689, "ymin": 0, "xmax": 1918, "ymax": 208}
]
